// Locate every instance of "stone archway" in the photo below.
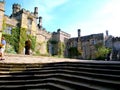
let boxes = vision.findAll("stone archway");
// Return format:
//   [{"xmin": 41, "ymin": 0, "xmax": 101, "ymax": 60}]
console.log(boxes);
[{"xmin": 25, "ymin": 39, "xmax": 31, "ymax": 55}]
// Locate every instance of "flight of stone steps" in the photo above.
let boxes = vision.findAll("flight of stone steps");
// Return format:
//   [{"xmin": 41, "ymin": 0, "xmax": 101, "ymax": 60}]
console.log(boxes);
[{"xmin": 0, "ymin": 61, "xmax": 120, "ymax": 90}]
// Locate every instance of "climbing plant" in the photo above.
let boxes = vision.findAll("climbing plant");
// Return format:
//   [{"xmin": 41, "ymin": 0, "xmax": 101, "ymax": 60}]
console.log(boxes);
[
  {"xmin": 18, "ymin": 28, "xmax": 27, "ymax": 53},
  {"xmin": 3, "ymin": 27, "xmax": 20, "ymax": 53},
  {"xmin": 27, "ymin": 35, "xmax": 36, "ymax": 51},
  {"xmin": 58, "ymin": 41, "xmax": 65, "ymax": 57},
  {"xmin": 68, "ymin": 47, "xmax": 80, "ymax": 58}
]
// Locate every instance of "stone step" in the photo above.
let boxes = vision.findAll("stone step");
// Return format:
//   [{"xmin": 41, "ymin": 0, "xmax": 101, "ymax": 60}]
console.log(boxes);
[
  {"xmin": 1, "ymin": 61, "xmax": 120, "ymax": 69},
  {"xmin": 0, "ymin": 61, "xmax": 120, "ymax": 89},
  {"xmin": 0, "ymin": 63, "xmax": 120, "ymax": 75},
  {"xmin": 43, "ymin": 62, "xmax": 120, "ymax": 70},
  {"xmin": 0, "ymin": 70, "xmax": 119, "ymax": 89},
  {"xmin": 0, "ymin": 66, "xmax": 120, "ymax": 79},
  {"xmin": 0, "ymin": 74, "xmax": 117, "ymax": 90}
]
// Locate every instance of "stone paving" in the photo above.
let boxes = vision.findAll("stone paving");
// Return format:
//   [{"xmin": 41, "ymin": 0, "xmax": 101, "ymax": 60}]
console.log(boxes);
[
  {"xmin": 0, "ymin": 54, "xmax": 120, "ymax": 64},
  {"xmin": 0, "ymin": 54, "xmax": 80, "ymax": 64}
]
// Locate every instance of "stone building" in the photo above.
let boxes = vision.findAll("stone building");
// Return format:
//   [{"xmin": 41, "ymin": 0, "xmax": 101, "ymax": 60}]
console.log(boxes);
[
  {"xmin": 67, "ymin": 29, "xmax": 104, "ymax": 59},
  {"xmin": 0, "ymin": 1, "xmax": 108, "ymax": 59},
  {"xmin": 50, "ymin": 29, "xmax": 71, "ymax": 56},
  {"xmin": 0, "ymin": 0, "xmax": 4, "ymax": 41},
  {"xmin": 0, "ymin": 1, "xmax": 71, "ymax": 56},
  {"xmin": 105, "ymin": 30, "xmax": 120, "ymax": 60},
  {"xmin": 104, "ymin": 30, "xmax": 120, "ymax": 61}
]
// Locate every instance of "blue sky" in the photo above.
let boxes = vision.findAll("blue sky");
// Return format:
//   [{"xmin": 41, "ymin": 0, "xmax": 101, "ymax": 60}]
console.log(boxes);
[{"xmin": 4, "ymin": 0, "xmax": 120, "ymax": 37}]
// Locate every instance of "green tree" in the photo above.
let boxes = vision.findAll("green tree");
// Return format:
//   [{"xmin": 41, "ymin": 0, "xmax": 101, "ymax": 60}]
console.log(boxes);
[{"xmin": 95, "ymin": 46, "xmax": 111, "ymax": 60}]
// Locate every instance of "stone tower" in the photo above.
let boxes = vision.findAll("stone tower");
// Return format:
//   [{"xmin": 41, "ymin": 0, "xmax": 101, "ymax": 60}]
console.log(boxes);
[
  {"xmin": 0, "ymin": 0, "xmax": 5, "ymax": 42},
  {"xmin": 12, "ymin": 3, "xmax": 21, "ymax": 15},
  {"xmin": 11, "ymin": 4, "xmax": 38, "ymax": 36}
]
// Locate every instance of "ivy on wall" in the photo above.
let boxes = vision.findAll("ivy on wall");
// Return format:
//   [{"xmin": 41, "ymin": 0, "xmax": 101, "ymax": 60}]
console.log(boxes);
[
  {"xmin": 3, "ymin": 27, "xmax": 20, "ymax": 53},
  {"xmin": 58, "ymin": 41, "xmax": 65, "ymax": 57},
  {"xmin": 18, "ymin": 28, "xmax": 27, "ymax": 53},
  {"xmin": 19, "ymin": 28, "xmax": 36, "ymax": 53},
  {"xmin": 12, "ymin": 27, "xmax": 20, "ymax": 53},
  {"xmin": 3, "ymin": 27, "xmax": 36, "ymax": 54},
  {"xmin": 68, "ymin": 47, "xmax": 80, "ymax": 58},
  {"xmin": 27, "ymin": 35, "xmax": 36, "ymax": 51}
]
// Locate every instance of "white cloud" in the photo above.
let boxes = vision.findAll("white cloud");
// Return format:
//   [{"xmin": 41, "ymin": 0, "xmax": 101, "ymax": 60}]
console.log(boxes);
[
  {"xmin": 37, "ymin": 0, "xmax": 68, "ymax": 26},
  {"xmin": 41, "ymin": 0, "xmax": 68, "ymax": 9},
  {"xmin": 67, "ymin": 0, "xmax": 120, "ymax": 37},
  {"xmin": 89, "ymin": 0, "xmax": 120, "ymax": 37}
]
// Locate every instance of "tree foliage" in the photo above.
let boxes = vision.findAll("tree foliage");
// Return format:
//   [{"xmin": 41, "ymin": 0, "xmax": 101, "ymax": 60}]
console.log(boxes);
[
  {"xmin": 95, "ymin": 46, "xmax": 111, "ymax": 60},
  {"xmin": 68, "ymin": 47, "xmax": 80, "ymax": 58}
]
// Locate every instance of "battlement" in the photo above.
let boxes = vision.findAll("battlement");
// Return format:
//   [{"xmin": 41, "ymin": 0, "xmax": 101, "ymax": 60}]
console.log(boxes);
[
  {"xmin": 12, "ymin": 3, "xmax": 38, "ymax": 18},
  {"xmin": 112, "ymin": 37, "xmax": 120, "ymax": 42},
  {"xmin": 13, "ymin": 3, "xmax": 21, "ymax": 8},
  {"xmin": 57, "ymin": 29, "xmax": 71, "ymax": 38},
  {"xmin": 37, "ymin": 28, "xmax": 52, "ymax": 38},
  {"xmin": 21, "ymin": 9, "xmax": 36, "ymax": 17}
]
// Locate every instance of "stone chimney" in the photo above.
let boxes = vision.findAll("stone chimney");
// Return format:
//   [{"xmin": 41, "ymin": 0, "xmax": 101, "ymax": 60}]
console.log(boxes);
[
  {"xmin": 78, "ymin": 29, "xmax": 81, "ymax": 38},
  {"xmin": 34, "ymin": 7, "xmax": 38, "ymax": 18},
  {"xmin": 106, "ymin": 30, "xmax": 109, "ymax": 36},
  {"xmin": 38, "ymin": 16, "xmax": 42, "ymax": 29}
]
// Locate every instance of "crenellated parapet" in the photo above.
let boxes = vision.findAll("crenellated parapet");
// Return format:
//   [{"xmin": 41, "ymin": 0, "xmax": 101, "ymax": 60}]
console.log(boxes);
[
  {"xmin": 21, "ymin": 9, "xmax": 37, "ymax": 18},
  {"xmin": 4, "ymin": 15, "xmax": 18, "ymax": 26},
  {"xmin": 57, "ymin": 29, "xmax": 71, "ymax": 38},
  {"xmin": 11, "ymin": 4, "xmax": 38, "ymax": 19},
  {"xmin": 112, "ymin": 37, "xmax": 120, "ymax": 42},
  {"xmin": 37, "ymin": 28, "xmax": 52, "ymax": 39}
]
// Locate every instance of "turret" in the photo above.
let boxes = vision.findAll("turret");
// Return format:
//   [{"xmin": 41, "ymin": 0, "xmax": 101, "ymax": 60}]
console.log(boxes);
[
  {"xmin": 12, "ymin": 3, "xmax": 21, "ymax": 14},
  {"xmin": 34, "ymin": 7, "xmax": 38, "ymax": 18}
]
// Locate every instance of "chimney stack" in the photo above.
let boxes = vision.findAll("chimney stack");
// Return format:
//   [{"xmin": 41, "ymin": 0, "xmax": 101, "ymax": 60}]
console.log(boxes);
[
  {"xmin": 34, "ymin": 7, "xmax": 38, "ymax": 18},
  {"xmin": 38, "ymin": 16, "xmax": 42, "ymax": 29},
  {"xmin": 106, "ymin": 30, "xmax": 109, "ymax": 36},
  {"xmin": 78, "ymin": 29, "xmax": 81, "ymax": 38}
]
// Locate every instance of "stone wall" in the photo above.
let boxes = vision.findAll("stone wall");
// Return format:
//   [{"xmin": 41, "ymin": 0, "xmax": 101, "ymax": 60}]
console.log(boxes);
[
  {"xmin": 0, "ymin": 1, "xmax": 4, "ymax": 42},
  {"xmin": 110, "ymin": 37, "xmax": 120, "ymax": 60},
  {"xmin": 67, "ymin": 33, "xmax": 104, "ymax": 59},
  {"xmin": 36, "ymin": 29, "xmax": 52, "ymax": 55},
  {"xmin": 4, "ymin": 15, "xmax": 18, "ymax": 26}
]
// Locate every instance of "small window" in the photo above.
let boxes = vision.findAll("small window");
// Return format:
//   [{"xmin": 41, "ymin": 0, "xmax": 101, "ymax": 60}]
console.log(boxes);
[
  {"xmin": 4, "ymin": 26, "xmax": 12, "ymax": 34},
  {"xmin": 28, "ymin": 18, "xmax": 32, "ymax": 25}
]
